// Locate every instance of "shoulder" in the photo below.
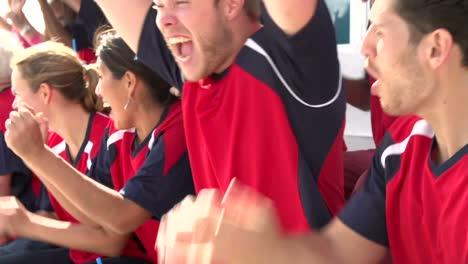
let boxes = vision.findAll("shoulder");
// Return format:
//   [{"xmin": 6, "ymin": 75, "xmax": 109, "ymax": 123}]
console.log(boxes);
[
  {"xmin": 155, "ymin": 100, "xmax": 184, "ymax": 135},
  {"xmin": 377, "ymin": 115, "xmax": 434, "ymax": 172},
  {"xmin": 385, "ymin": 115, "xmax": 433, "ymax": 144},
  {"xmin": 92, "ymin": 112, "xmax": 112, "ymax": 134},
  {"xmin": 150, "ymin": 101, "xmax": 187, "ymax": 158},
  {"xmin": 106, "ymin": 123, "xmax": 135, "ymax": 150}
]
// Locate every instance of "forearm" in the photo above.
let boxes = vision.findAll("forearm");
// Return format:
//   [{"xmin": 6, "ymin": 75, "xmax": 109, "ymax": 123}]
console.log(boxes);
[
  {"xmin": 38, "ymin": 175, "xmax": 98, "ymax": 226},
  {"xmin": 271, "ymin": 220, "xmax": 388, "ymax": 264},
  {"xmin": 273, "ymin": 234, "xmax": 339, "ymax": 264},
  {"xmin": 38, "ymin": 0, "xmax": 73, "ymax": 47},
  {"xmin": 262, "ymin": 0, "xmax": 318, "ymax": 35},
  {"xmin": 24, "ymin": 212, "xmax": 130, "ymax": 257},
  {"xmin": 23, "ymin": 147, "xmax": 129, "ymax": 233},
  {"xmin": 9, "ymin": 12, "xmax": 45, "ymax": 44},
  {"xmin": 94, "ymin": 0, "xmax": 152, "ymax": 52}
]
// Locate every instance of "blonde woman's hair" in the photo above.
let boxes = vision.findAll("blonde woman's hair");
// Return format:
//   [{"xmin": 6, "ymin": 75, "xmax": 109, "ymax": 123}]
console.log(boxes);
[
  {"xmin": 0, "ymin": 30, "xmax": 23, "ymax": 84},
  {"xmin": 11, "ymin": 41, "xmax": 104, "ymax": 113}
]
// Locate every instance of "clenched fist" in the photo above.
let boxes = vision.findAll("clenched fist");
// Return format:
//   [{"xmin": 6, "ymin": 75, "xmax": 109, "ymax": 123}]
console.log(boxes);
[
  {"xmin": 156, "ymin": 178, "xmax": 284, "ymax": 264},
  {"xmin": 5, "ymin": 107, "xmax": 48, "ymax": 160}
]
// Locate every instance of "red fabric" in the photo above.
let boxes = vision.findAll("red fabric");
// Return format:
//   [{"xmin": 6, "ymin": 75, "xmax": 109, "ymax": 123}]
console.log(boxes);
[
  {"xmin": 182, "ymin": 65, "xmax": 345, "ymax": 234},
  {"xmin": 385, "ymin": 116, "xmax": 468, "ymax": 263},
  {"xmin": 77, "ymin": 48, "xmax": 97, "ymax": 64},
  {"xmin": 47, "ymin": 113, "xmax": 149, "ymax": 263},
  {"xmin": 344, "ymin": 149, "xmax": 375, "ymax": 199},
  {"xmin": 107, "ymin": 102, "xmax": 186, "ymax": 263}
]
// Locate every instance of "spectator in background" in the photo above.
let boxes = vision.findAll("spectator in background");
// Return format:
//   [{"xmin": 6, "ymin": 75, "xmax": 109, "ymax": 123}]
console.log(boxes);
[
  {"xmin": 4, "ymin": 0, "xmax": 45, "ymax": 47},
  {"xmin": 61, "ymin": 0, "xmax": 108, "ymax": 44},
  {"xmin": 4, "ymin": 0, "xmax": 102, "ymax": 64}
]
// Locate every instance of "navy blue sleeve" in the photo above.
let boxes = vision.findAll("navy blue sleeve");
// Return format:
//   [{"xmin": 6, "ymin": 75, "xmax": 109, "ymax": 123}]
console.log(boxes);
[
  {"xmin": 36, "ymin": 186, "xmax": 54, "ymax": 212},
  {"xmin": 0, "ymin": 133, "xmax": 28, "ymax": 175},
  {"xmin": 137, "ymin": 8, "xmax": 183, "ymax": 90},
  {"xmin": 120, "ymin": 137, "xmax": 194, "ymax": 220},
  {"xmin": 88, "ymin": 128, "xmax": 114, "ymax": 189},
  {"xmin": 338, "ymin": 134, "xmax": 394, "ymax": 247},
  {"xmin": 77, "ymin": 0, "xmax": 109, "ymax": 43},
  {"xmin": 256, "ymin": 0, "xmax": 341, "ymax": 105},
  {"xmin": 66, "ymin": 22, "xmax": 93, "ymax": 49}
]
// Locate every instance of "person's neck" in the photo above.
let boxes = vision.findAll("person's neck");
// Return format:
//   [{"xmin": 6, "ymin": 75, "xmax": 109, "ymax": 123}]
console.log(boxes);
[
  {"xmin": 213, "ymin": 20, "xmax": 262, "ymax": 75},
  {"xmin": 422, "ymin": 72, "xmax": 468, "ymax": 164},
  {"xmin": 134, "ymin": 102, "xmax": 165, "ymax": 145},
  {"xmin": 50, "ymin": 105, "xmax": 91, "ymax": 159}
]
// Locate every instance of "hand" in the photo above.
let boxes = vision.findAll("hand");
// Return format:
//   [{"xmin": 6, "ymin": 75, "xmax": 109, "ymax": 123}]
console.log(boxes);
[
  {"xmin": 0, "ymin": 196, "xmax": 29, "ymax": 238},
  {"xmin": 5, "ymin": 11, "xmax": 25, "ymax": 27},
  {"xmin": 8, "ymin": 0, "xmax": 26, "ymax": 14},
  {"xmin": 5, "ymin": 106, "xmax": 47, "ymax": 159},
  {"xmin": 0, "ymin": 16, "xmax": 12, "ymax": 31},
  {"xmin": 157, "ymin": 179, "xmax": 284, "ymax": 264}
]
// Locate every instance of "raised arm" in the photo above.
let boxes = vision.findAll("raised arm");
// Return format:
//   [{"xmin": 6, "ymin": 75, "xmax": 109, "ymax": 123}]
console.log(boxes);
[
  {"xmin": 38, "ymin": 0, "xmax": 73, "ymax": 47},
  {"xmin": 94, "ymin": 0, "xmax": 152, "ymax": 52},
  {"xmin": 263, "ymin": 0, "xmax": 319, "ymax": 35}
]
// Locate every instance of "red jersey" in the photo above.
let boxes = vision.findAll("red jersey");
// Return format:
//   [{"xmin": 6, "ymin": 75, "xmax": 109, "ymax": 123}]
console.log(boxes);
[
  {"xmin": 95, "ymin": 101, "xmax": 194, "ymax": 262},
  {"xmin": 340, "ymin": 116, "xmax": 468, "ymax": 263},
  {"xmin": 47, "ymin": 112, "xmax": 150, "ymax": 263}
]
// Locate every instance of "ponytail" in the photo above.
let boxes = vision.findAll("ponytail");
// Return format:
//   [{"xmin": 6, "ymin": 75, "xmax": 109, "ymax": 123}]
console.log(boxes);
[{"xmin": 81, "ymin": 66, "xmax": 108, "ymax": 114}]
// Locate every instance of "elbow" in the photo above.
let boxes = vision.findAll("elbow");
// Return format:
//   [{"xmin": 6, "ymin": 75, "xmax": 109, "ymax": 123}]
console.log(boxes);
[
  {"xmin": 97, "ymin": 234, "xmax": 129, "ymax": 257},
  {"xmin": 102, "ymin": 243, "xmax": 127, "ymax": 257},
  {"xmin": 106, "ymin": 202, "xmax": 150, "ymax": 235}
]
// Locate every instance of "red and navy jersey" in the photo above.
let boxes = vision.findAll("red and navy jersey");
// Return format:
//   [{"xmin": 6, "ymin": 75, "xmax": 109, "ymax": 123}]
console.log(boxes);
[
  {"xmin": 94, "ymin": 101, "xmax": 194, "ymax": 262},
  {"xmin": 45, "ymin": 112, "xmax": 149, "ymax": 263},
  {"xmin": 340, "ymin": 116, "xmax": 468, "ymax": 263},
  {"xmin": 137, "ymin": 0, "xmax": 346, "ymax": 232},
  {"xmin": 0, "ymin": 87, "xmax": 39, "ymax": 212}
]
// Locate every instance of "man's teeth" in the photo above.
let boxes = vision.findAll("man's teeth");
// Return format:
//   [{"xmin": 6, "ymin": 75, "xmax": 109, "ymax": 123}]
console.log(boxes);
[{"xmin": 168, "ymin": 37, "xmax": 191, "ymax": 44}]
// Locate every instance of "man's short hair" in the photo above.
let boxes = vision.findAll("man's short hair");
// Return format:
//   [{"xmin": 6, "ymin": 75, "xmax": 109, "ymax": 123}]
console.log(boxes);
[{"xmin": 395, "ymin": 0, "xmax": 468, "ymax": 67}]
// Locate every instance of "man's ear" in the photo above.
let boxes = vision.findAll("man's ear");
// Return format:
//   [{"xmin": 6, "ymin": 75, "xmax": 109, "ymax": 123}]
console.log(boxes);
[
  {"xmin": 423, "ymin": 29, "xmax": 453, "ymax": 70},
  {"xmin": 220, "ymin": 0, "xmax": 245, "ymax": 20}
]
